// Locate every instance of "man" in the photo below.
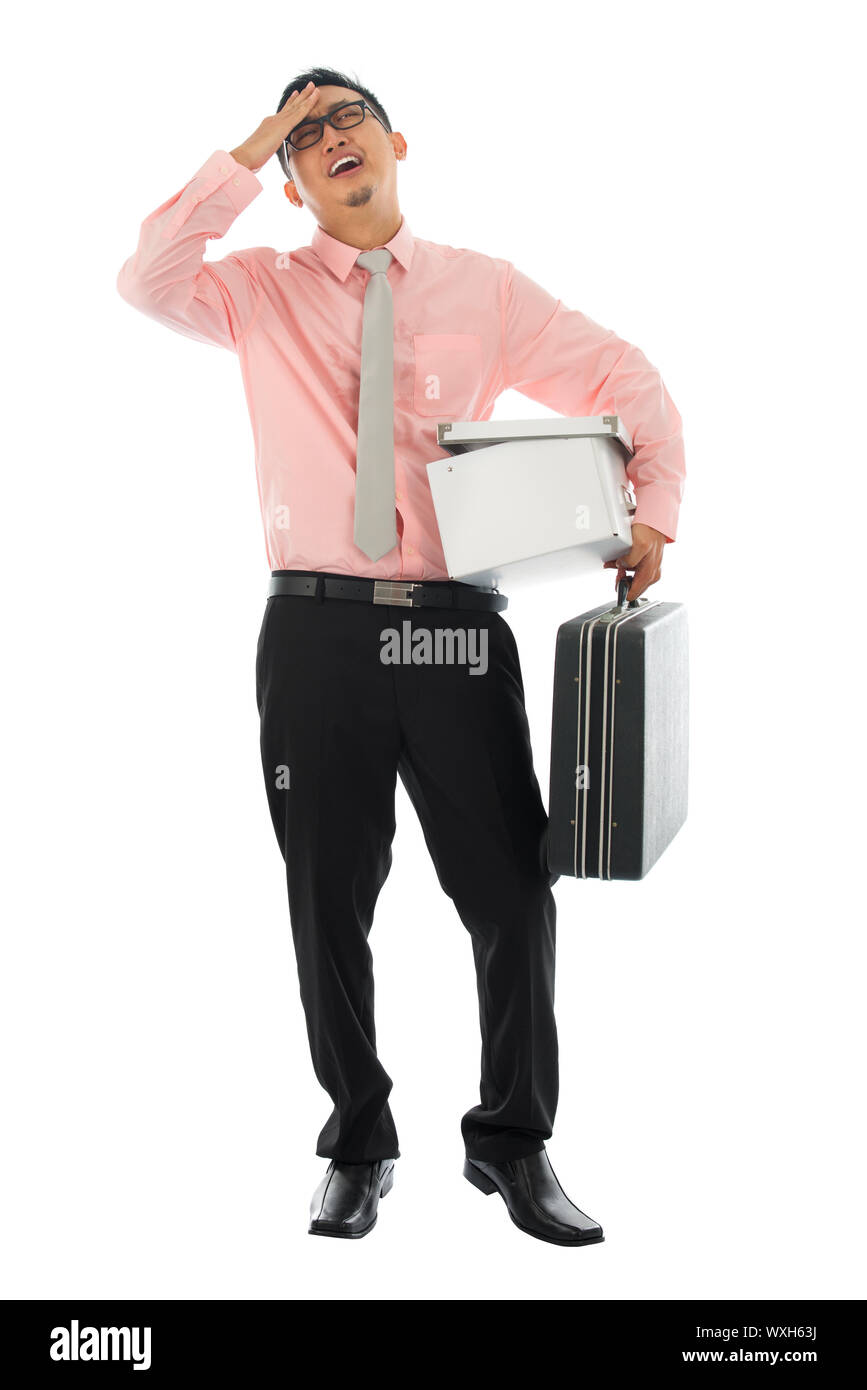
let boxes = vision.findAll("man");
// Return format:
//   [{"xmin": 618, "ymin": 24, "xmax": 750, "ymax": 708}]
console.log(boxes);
[{"xmin": 117, "ymin": 65, "xmax": 685, "ymax": 1245}]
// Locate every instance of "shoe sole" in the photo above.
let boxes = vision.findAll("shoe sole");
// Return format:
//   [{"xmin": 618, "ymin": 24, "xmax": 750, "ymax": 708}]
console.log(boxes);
[
  {"xmin": 463, "ymin": 1157, "xmax": 605, "ymax": 1248},
  {"xmin": 308, "ymin": 1164, "xmax": 394, "ymax": 1239}
]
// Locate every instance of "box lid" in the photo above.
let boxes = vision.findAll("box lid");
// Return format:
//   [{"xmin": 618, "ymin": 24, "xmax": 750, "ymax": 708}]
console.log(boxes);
[{"xmin": 436, "ymin": 413, "xmax": 634, "ymax": 457}]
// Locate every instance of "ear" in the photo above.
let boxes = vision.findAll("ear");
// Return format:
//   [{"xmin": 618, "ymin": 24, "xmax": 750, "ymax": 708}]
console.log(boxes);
[{"xmin": 284, "ymin": 181, "xmax": 299, "ymax": 203}]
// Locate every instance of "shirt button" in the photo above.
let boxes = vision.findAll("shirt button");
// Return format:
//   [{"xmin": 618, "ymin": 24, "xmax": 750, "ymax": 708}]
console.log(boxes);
[
  {"xmin": 233, "ymin": 177, "xmax": 240, "ymax": 186},
  {"xmin": 219, "ymin": 165, "xmax": 227, "ymax": 174},
  {"xmin": 395, "ymin": 491, "xmax": 402, "ymax": 501},
  {"xmin": 407, "ymin": 544, "xmax": 414, "ymax": 554}
]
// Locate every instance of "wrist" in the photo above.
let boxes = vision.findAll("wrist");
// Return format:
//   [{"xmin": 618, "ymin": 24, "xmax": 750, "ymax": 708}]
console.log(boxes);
[{"xmin": 229, "ymin": 146, "xmax": 255, "ymax": 170}]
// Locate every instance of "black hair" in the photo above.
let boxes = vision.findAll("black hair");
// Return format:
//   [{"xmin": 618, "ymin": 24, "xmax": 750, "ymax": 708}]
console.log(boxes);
[{"xmin": 275, "ymin": 66, "xmax": 392, "ymax": 181}]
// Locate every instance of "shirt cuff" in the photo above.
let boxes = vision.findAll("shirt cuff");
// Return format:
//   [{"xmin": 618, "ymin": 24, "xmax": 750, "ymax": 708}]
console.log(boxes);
[
  {"xmin": 632, "ymin": 488, "xmax": 679, "ymax": 544},
  {"xmin": 191, "ymin": 149, "xmax": 263, "ymax": 216}
]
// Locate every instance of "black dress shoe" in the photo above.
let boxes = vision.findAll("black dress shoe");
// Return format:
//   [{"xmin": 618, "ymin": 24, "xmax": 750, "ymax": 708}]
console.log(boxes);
[
  {"xmin": 463, "ymin": 1148, "xmax": 604, "ymax": 1247},
  {"xmin": 308, "ymin": 1158, "xmax": 396, "ymax": 1238}
]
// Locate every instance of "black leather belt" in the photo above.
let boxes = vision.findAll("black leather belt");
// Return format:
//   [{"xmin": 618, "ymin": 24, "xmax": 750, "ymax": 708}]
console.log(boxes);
[{"xmin": 268, "ymin": 569, "xmax": 508, "ymax": 612}]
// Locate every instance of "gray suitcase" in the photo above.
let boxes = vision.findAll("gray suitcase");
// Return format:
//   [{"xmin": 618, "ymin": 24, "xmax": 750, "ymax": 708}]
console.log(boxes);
[{"xmin": 547, "ymin": 579, "xmax": 689, "ymax": 880}]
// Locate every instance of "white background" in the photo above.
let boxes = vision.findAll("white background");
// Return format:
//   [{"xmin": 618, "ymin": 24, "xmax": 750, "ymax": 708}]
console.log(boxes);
[{"xmin": 2, "ymin": 0, "xmax": 864, "ymax": 1301}]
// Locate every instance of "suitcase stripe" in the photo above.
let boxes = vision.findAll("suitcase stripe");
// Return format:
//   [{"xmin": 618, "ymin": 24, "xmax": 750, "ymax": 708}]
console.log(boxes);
[
  {"xmin": 601, "ymin": 605, "xmax": 661, "ymax": 878},
  {"xmin": 575, "ymin": 612, "xmax": 611, "ymax": 877},
  {"xmin": 572, "ymin": 603, "xmax": 660, "ymax": 878},
  {"xmin": 575, "ymin": 613, "xmax": 601, "ymax": 877}
]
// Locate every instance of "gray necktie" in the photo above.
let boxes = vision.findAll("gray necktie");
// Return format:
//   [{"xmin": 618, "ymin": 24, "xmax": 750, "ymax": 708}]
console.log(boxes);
[{"xmin": 354, "ymin": 248, "xmax": 397, "ymax": 561}]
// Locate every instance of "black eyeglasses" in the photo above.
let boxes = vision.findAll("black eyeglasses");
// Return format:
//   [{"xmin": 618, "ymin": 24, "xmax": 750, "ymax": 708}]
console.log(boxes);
[{"xmin": 284, "ymin": 99, "xmax": 388, "ymax": 154}]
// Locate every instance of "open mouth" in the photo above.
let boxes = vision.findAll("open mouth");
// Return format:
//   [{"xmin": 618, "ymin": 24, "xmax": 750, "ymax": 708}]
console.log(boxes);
[{"xmin": 329, "ymin": 156, "xmax": 364, "ymax": 178}]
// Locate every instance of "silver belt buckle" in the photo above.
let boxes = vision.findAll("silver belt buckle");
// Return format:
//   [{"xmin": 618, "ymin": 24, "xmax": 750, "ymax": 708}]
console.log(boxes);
[{"xmin": 373, "ymin": 580, "xmax": 422, "ymax": 607}]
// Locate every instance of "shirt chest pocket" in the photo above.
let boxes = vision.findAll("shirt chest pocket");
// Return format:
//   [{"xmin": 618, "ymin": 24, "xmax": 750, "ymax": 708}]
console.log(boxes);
[{"xmin": 412, "ymin": 333, "xmax": 483, "ymax": 418}]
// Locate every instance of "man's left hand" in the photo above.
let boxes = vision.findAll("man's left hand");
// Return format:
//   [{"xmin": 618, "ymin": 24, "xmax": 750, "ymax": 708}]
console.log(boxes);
[{"xmin": 602, "ymin": 522, "xmax": 668, "ymax": 600}]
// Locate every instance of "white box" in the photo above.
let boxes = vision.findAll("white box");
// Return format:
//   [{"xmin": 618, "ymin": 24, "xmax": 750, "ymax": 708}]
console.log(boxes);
[{"xmin": 425, "ymin": 415, "xmax": 636, "ymax": 589}]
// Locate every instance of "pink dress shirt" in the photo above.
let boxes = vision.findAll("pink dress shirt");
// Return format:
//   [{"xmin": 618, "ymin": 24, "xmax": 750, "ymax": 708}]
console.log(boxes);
[{"xmin": 117, "ymin": 149, "xmax": 686, "ymax": 579}]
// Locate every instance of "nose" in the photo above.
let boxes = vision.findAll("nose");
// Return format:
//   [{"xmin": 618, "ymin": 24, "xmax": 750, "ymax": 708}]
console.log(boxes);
[{"xmin": 323, "ymin": 130, "xmax": 350, "ymax": 153}]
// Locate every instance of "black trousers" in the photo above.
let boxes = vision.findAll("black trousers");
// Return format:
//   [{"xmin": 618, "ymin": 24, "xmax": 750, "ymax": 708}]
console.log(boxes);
[{"xmin": 255, "ymin": 574, "xmax": 560, "ymax": 1164}]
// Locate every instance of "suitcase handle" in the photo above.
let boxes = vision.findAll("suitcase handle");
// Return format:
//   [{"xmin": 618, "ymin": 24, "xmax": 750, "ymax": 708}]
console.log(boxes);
[{"xmin": 617, "ymin": 575, "xmax": 640, "ymax": 609}]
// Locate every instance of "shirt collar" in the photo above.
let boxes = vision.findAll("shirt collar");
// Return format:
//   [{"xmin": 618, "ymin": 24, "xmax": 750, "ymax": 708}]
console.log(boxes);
[{"xmin": 310, "ymin": 213, "xmax": 414, "ymax": 283}]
